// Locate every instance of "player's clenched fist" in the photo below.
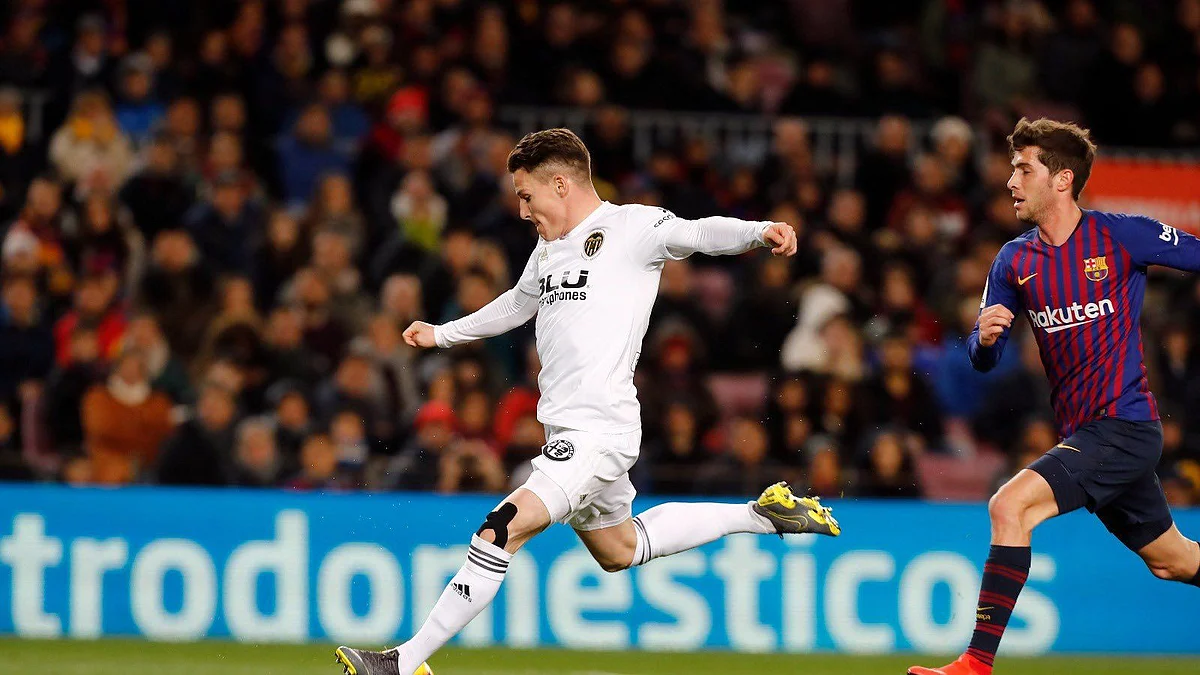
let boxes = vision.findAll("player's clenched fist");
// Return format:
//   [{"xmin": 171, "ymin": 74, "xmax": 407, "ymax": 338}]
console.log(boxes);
[
  {"xmin": 403, "ymin": 321, "xmax": 437, "ymax": 348},
  {"xmin": 763, "ymin": 222, "xmax": 798, "ymax": 257},
  {"xmin": 977, "ymin": 304, "xmax": 1014, "ymax": 347}
]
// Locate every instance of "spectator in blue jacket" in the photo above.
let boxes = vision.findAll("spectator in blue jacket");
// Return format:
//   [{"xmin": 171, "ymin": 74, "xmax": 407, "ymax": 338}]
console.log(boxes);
[
  {"xmin": 285, "ymin": 70, "xmax": 369, "ymax": 155},
  {"xmin": 277, "ymin": 104, "xmax": 352, "ymax": 208},
  {"xmin": 113, "ymin": 54, "xmax": 164, "ymax": 147}
]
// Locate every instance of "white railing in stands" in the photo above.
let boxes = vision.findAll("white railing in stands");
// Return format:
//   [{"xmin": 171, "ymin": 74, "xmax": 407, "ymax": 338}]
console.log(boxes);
[
  {"xmin": 498, "ymin": 106, "xmax": 1200, "ymax": 183},
  {"xmin": 499, "ymin": 106, "xmax": 980, "ymax": 185}
]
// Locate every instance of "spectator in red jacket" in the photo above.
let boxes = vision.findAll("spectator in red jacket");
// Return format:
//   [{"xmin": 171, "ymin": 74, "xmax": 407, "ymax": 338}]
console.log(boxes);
[{"xmin": 53, "ymin": 271, "xmax": 126, "ymax": 367}]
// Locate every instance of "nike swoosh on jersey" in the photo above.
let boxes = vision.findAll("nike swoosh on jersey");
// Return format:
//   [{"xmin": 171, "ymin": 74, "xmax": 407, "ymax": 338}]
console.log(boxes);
[
  {"xmin": 1044, "ymin": 318, "xmax": 1097, "ymax": 333},
  {"xmin": 1018, "ymin": 273, "xmax": 1038, "ymax": 285}
]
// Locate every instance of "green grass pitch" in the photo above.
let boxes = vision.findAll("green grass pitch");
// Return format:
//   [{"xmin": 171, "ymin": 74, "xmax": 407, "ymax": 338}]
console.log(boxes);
[{"xmin": 3, "ymin": 639, "xmax": 1198, "ymax": 674}]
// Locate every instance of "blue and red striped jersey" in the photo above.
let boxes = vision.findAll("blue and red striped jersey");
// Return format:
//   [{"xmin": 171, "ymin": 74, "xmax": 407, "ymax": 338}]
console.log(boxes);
[{"xmin": 968, "ymin": 210, "xmax": 1200, "ymax": 439}]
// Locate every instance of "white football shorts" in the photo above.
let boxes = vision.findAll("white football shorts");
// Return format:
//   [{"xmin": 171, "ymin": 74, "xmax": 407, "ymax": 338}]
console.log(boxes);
[{"xmin": 521, "ymin": 424, "xmax": 641, "ymax": 531}]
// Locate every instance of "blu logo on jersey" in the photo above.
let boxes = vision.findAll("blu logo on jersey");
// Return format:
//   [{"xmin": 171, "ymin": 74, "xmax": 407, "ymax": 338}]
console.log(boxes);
[
  {"xmin": 539, "ymin": 270, "xmax": 589, "ymax": 307},
  {"xmin": 539, "ymin": 270, "xmax": 589, "ymax": 294}
]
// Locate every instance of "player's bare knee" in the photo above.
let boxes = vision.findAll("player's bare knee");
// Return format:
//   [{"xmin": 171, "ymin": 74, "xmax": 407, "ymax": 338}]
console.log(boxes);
[
  {"xmin": 476, "ymin": 502, "xmax": 519, "ymax": 548},
  {"xmin": 987, "ymin": 491, "xmax": 1021, "ymax": 527},
  {"xmin": 988, "ymin": 490, "xmax": 1040, "ymax": 541}
]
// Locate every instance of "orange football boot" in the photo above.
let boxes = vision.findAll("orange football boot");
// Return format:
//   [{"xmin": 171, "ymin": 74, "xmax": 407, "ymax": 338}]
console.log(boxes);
[{"xmin": 907, "ymin": 653, "xmax": 991, "ymax": 675}]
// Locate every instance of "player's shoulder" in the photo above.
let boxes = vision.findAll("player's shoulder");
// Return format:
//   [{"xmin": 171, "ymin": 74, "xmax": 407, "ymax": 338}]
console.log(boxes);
[
  {"xmin": 997, "ymin": 229, "xmax": 1039, "ymax": 260},
  {"xmin": 598, "ymin": 203, "xmax": 679, "ymax": 254},
  {"xmin": 1085, "ymin": 210, "xmax": 1173, "ymax": 255},
  {"xmin": 606, "ymin": 202, "xmax": 677, "ymax": 228},
  {"xmin": 984, "ymin": 230, "xmax": 1038, "ymax": 278},
  {"xmin": 1086, "ymin": 209, "xmax": 1162, "ymax": 231}
]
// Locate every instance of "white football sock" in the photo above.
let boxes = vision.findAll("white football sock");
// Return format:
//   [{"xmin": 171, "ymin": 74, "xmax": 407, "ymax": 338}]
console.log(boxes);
[
  {"xmin": 395, "ymin": 535, "xmax": 511, "ymax": 674},
  {"xmin": 631, "ymin": 501, "xmax": 774, "ymax": 566}
]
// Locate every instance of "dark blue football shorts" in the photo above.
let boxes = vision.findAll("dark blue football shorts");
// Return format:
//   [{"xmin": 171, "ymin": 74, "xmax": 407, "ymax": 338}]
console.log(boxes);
[{"xmin": 1028, "ymin": 418, "xmax": 1173, "ymax": 551}]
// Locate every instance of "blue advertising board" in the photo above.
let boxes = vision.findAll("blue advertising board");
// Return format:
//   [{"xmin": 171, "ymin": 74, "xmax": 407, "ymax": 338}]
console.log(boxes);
[{"xmin": 0, "ymin": 484, "xmax": 1197, "ymax": 654}]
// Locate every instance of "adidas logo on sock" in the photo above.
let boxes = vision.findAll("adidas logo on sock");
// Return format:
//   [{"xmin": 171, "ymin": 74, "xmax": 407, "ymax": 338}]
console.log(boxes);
[{"xmin": 452, "ymin": 582, "xmax": 471, "ymax": 602}]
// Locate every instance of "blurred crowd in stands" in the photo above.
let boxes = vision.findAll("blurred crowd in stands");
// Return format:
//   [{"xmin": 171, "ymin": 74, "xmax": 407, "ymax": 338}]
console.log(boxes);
[{"xmin": 1, "ymin": 0, "xmax": 1199, "ymax": 503}]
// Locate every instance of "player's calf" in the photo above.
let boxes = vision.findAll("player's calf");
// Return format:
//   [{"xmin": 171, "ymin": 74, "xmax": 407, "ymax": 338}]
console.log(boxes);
[
  {"xmin": 589, "ymin": 533, "xmax": 636, "ymax": 573},
  {"xmin": 1136, "ymin": 525, "xmax": 1200, "ymax": 586},
  {"xmin": 1146, "ymin": 557, "xmax": 1197, "ymax": 582},
  {"xmin": 594, "ymin": 549, "xmax": 634, "ymax": 573}
]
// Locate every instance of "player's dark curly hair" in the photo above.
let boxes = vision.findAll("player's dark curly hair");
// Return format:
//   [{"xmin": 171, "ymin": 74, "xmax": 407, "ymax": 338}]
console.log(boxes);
[
  {"xmin": 506, "ymin": 128, "xmax": 591, "ymax": 181},
  {"xmin": 1007, "ymin": 117, "xmax": 1097, "ymax": 200}
]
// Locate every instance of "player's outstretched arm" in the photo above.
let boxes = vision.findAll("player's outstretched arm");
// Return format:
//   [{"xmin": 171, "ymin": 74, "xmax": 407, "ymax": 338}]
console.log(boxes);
[
  {"xmin": 404, "ymin": 287, "xmax": 539, "ymax": 350},
  {"xmin": 407, "ymin": 245, "xmax": 544, "ymax": 350},
  {"xmin": 660, "ymin": 214, "xmax": 795, "ymax": 259}
]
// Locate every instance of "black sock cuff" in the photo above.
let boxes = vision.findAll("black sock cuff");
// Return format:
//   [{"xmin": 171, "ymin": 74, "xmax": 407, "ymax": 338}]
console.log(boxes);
[
  {"xmin": 988, "ymin": 544, "xmax": 1032, "ymax": 569},
  {"xmin": 632, "ymin": 516, "xmax": 651, "ymax": 567}
]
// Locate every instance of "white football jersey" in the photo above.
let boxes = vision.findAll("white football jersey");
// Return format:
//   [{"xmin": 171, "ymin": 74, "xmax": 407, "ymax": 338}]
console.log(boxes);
[{"xmin": 437, "ymin": 201, "xmax": 769, "ymax": 434}]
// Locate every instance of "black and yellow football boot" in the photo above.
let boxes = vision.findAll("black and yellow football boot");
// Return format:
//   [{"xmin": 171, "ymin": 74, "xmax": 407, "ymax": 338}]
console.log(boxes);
[
  {"xmin": 752, "ymin": 481, "xmax": 841, "ymax": 537},
  {"xmin": 334, "ymin": 646, "xmax": 432, "ymax": 675}
]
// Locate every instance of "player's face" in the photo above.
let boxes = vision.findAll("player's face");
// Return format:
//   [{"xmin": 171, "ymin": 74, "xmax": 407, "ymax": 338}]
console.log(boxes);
[
  {"xmin": 1007, "ymin": 146, "xmax": 1055, "ymax": 225},
  {"xmin": 513, "ymin": 168, "xmax": 568, "ymax": 241}
]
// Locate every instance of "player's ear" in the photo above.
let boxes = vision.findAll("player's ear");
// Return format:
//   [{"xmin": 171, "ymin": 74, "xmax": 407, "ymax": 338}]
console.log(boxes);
[
  {"xmin": 1056, "ymin": 169, "xmax": 1074, "ymax": 194},
  {"xmin": 554, "ymin": 174, "xmax": 568, "ymax": 197}
]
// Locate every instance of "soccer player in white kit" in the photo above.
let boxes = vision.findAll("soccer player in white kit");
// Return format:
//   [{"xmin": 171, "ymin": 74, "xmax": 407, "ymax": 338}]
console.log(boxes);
[{"xmin": 335, "ymin": 129, "xmax": 841, "ymax": 675}]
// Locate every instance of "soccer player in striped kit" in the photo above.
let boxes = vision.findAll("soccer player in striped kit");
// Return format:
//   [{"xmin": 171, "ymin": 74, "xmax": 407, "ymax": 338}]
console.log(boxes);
[{"xmin": 909, "ymin": 119, "xmax": 1200, "ymax": 675}]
